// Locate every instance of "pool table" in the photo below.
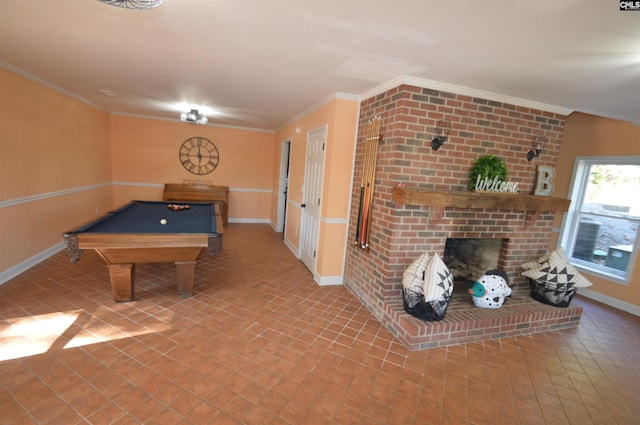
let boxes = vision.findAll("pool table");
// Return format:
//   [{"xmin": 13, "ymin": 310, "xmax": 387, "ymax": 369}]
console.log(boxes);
[{"xmin": 63, "ymin": 200, "xmax": 223, "ymax": 302}]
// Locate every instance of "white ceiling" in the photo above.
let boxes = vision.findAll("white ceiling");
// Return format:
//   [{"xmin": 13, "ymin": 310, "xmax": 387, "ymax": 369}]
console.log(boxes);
[{"xmin": 1, "ymin": 0, "xmax": 639, "ymax": 131}]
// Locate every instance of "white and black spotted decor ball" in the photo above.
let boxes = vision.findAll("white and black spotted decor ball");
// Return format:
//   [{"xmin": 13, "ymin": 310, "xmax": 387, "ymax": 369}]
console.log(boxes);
[{"xmin": 468, "ymin": 270, "xmax": 512, "ymax": 309}]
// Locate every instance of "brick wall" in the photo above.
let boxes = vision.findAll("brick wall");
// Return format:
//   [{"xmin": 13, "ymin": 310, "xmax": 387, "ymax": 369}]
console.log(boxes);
[{"xmin": 344, "ymin": 84, "xmax": 567, "ymax": 324}]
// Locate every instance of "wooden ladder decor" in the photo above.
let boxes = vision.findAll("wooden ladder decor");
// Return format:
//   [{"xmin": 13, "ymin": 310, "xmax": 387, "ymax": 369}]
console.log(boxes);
[{"xmin": 354, "ymin": 116, "xmax": 381, "ymax": 250}]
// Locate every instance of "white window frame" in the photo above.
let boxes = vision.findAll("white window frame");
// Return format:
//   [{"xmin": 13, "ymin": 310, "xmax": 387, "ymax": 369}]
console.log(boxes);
[{"xmin": 559, "ymin": 156, "xmax": 640, "ymax": 284}]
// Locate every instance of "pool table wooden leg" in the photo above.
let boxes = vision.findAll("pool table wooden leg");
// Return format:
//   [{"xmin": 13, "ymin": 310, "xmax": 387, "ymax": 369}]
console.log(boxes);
[
  {"xmin": 107, "ymin": 263, "xmax": 135, "ymax": 302},
  {"xmin": 175, "ymin": 261, "xmax": 196, "ymax": 297}
]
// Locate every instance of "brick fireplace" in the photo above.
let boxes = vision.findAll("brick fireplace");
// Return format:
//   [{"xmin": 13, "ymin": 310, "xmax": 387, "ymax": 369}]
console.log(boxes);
[{"xmin": 343, "ymin": 84, "xmax": 582, "ymax": 350}]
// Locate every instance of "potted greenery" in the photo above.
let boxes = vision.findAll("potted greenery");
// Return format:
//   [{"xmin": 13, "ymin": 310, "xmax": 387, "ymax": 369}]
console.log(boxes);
[{"xmin": 468, "ymin": 155, "xmax": 508, "ymax": 191}]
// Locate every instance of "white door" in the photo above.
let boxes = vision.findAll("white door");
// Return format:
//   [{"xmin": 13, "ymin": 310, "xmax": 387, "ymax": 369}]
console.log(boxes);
[
  {"xmin": 300, "ymin": 125, "xmax": 327, "ymax": 274},
  {"xmin": 276, "ymin": 140, "xmax": 291, "ymax": 234}
]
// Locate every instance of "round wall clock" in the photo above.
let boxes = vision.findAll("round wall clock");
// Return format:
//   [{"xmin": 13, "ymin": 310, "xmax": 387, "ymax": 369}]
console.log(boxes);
[{"xmin": 179, "ymin": 136, "xmax": 220, "ymax": 175}]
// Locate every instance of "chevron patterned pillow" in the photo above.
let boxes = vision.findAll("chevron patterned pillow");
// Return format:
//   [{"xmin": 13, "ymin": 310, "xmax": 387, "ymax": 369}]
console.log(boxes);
[{"xmin": 422, "ymin": 253, "xmax": 454, "ymax": 303}]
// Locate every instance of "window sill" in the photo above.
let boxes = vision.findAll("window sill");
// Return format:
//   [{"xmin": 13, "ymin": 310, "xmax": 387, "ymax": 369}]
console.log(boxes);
[{"xmin": 571, "ymin": 260, "xmax": 629, "ymax": 285}]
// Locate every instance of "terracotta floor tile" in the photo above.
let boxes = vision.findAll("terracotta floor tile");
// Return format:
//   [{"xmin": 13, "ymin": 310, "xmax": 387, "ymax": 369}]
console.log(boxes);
[
  {"xmin": 72, "ymin": 391, "xmax": 111, "ymax": 418},
  {"xmin": 241, "ymin": 405, "xmax": 276, "ymax": 425},
  {"xmin": 276, "ymin": 399, "xmax": 311, "ymax": 424},
  {"xmin": 40, "ymin": 405, "xmax": 84, "ymax": 425},
  {"xmin": 257, "ymin": 389, "xmax": 290, "ymax": 416},
  {"xmin": 221, "ymin": 394, "xmax": 254, "ymax": 421},
  {"xmin": 308, "ymin": 393, "xmax": 340, "ymax": 419},
  {"xmin": 147, "ymin": 408, "xmax": 184, "ymax": 425},
  {"xmin": 613, "ymin": 414, "xmax": 640, "ymax": 425},
  {"xmin": 152, "ymin": 384, "xmax": 186, "ymax": 409},
  {"xmin": 86, "ymin": 402, "xmax": 126, "ymax": 424},
  {"xmin": 332, "ymin": 404, "xmax": 362, "ymax": 424},
  {"xmin": 467, "ymin": 405, "xmax": 495, "ymax": 425},
  {"xmin": 0, "ymin": 224, "xmax": 639, "ymax": 424}
]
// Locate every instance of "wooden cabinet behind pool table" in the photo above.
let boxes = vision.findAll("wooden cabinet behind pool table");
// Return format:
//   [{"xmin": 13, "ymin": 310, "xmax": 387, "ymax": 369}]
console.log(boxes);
[{"xmin": 163, "ymin": 182, "xmax": 229, "ymax": 225}]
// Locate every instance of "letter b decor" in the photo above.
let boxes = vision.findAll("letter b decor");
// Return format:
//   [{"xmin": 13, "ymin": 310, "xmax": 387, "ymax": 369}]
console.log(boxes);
[{"xmin": 534, "ymin": 165, "xmax": 555, "ymax": 196}]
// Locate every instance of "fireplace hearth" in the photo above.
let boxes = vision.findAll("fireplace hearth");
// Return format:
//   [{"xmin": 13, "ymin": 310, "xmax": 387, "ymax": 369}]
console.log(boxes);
[{"xmin": 386, "ymin": 285, "xmax": 582, "ymax": 350}]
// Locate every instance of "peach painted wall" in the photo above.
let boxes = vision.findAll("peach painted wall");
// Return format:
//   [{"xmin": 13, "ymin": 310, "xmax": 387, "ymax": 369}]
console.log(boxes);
[
  {"xmin": 0, "ymin": 68, "xmax": 112, "ymax": 274},
  {"xmin": 109, "ymin": 115, "xmax": 275, "ymax": 221},
  {"xmin": 555, "ymin": 112, "xmax": 640, "ymax": 308},
  {"xmin": 273, "ymin": 96, "xmax": 359, "ymax": 283},
  {"xmin": 317, "ymin": 99, "xmax": 359, "ymax": 279}
]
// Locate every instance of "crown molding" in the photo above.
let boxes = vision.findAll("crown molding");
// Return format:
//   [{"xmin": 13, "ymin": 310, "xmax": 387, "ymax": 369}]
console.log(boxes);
[
  {"xmin": 1, "ymin": 61, "xmax": 275, "ymax": 133},
  {"xmin": 1, "ymin": 60, "xmax": 105, "ymax": 112},
  {"xmin": 359, "ymin": 75, "xmax": 575, "ymax": 117},
  {"xmin": 276, "ymin": 92, "xmax": 360, "ymax": 132},
  {"xmin": 110, "ymin": 111, "xmax": 274, "ymax": 133}
]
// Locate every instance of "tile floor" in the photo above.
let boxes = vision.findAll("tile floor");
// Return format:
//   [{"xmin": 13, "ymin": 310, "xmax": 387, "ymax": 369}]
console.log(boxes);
[{"xmin": 1, "ymin": 224, "xmax": 639, "ymax": 425}]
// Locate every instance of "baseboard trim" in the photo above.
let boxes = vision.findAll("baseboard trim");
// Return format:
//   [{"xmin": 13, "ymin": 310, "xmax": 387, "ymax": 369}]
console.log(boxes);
[
  {"xmin": 0, "ymin": 242, "xmax": 66, "ymax": 285},
  {"xmin": 578, "ymin": 288, "xmax": 640, "ymax": 317},
  {"xmin": 227, "ymin": 218, "xmax": 270, "ymax": 224},
  {"xmin": 316, "ymin": 275, "xmax": 343, "ymax": 286}
]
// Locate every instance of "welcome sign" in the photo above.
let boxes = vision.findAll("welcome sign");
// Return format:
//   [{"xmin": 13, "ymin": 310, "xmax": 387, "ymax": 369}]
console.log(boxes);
[{"xmin": 474, "ymin": 175, "xmax": 519, "ymax": 193}]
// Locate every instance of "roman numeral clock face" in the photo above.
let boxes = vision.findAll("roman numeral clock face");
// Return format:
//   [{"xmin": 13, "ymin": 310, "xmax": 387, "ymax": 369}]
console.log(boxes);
[{"xmin": 179, "ymin": 137, "xmax": 220, "ymax": 175}]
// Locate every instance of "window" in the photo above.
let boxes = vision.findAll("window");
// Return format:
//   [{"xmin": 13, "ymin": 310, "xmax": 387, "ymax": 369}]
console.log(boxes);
[{"xmin": 560, "ymin": 157, "xmax": 640, "ymax": 282}]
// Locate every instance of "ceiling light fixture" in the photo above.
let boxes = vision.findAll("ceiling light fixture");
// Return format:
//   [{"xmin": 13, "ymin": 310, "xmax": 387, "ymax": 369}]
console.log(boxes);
[
  {"xmin": 180, "ymin": 109, "xmax": 208, "ymax": 125},
  {"xmin": 97, "ymin": 0, "xmax": 164, "ymax": 10}
]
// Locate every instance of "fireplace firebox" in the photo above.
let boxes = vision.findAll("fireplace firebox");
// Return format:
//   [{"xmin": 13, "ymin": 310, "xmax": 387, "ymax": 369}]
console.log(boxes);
[{"xmin": 444, "ymin": 238, "xmax": 504, "ymax": 283}]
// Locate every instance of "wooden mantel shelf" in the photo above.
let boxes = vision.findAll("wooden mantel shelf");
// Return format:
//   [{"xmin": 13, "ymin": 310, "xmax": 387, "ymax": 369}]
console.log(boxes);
[{"xmin": 392, "ymin": 186, "xmax": 570, "ymax": 212}]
